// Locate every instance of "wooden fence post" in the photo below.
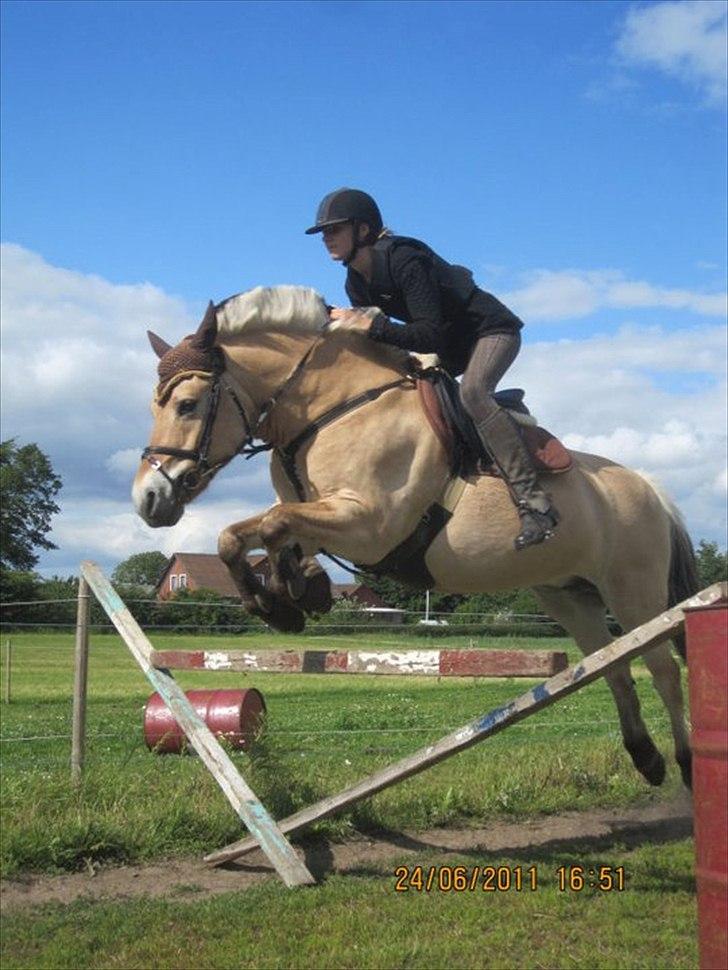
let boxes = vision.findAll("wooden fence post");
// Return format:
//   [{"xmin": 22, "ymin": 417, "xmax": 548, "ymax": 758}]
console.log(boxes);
[
  {"xmin": 71, "ymin": 576, "xmax": 90, "ymax": 785},
  {"xmin": 4, "ymin": 639, "xmax": 11, "ymax": 704}
]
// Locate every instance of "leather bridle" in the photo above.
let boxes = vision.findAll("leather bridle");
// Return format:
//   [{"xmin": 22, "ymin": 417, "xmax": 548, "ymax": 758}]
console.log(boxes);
[{"xmin": 141, "ymin": 336, "xmax": 323, "ymax": 497}]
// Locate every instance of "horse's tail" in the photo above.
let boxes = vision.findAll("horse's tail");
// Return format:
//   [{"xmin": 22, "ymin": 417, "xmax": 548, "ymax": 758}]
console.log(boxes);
[{"xmin": 641, "ymin": 474, "xmax": 700, "ymax": 661}]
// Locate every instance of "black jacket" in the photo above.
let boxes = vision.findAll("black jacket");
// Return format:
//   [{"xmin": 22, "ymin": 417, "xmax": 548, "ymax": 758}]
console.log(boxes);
[{"xmin": 345, "ymin": 235, "xmax": 522, "ymax": 376}]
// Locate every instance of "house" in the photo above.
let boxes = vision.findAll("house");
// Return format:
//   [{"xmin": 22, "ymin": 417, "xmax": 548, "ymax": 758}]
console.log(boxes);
[
  {"xmin": 156, "ymin": 552, "xmax": 389, "ymax": 608},
  {"xmin": 156, "ymin": 552, "xmax": 271, "ymax": 601},
  {"xmin": 332, "ymin": 582, "xmax": 387, "ymax": 608}
]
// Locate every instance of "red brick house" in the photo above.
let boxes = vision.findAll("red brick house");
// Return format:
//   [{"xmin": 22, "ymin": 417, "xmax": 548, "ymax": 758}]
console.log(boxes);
[
  {"xmin": 156, "ymin": 552, "xmax": 386, "ymax": 607},
  {"xmin": 156, "ymin": 552, "xmax": 271, "ymax": 601}
]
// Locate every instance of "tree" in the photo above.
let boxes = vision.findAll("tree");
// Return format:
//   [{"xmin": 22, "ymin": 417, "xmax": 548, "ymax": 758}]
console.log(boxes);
[
  {"xmin": 0, "ymin": 439, "xmax": 62, "ymax": 571},
  {"xmin": 112, "ymin": 551, "xmax": 168, "ymax": 587},
  {"xmin": 695, "ymin": 540, "xmax": 728, "ymax": 588}
]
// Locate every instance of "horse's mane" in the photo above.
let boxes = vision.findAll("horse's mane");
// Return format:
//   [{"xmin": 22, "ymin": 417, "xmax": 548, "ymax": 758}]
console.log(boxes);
[
  {"xmin": 216, "ymin": 286, "xmax": 328, "ymax": 337},
  {"xmin": 215, "ymin": 284, "xmax": 412, "ymax": 373}
]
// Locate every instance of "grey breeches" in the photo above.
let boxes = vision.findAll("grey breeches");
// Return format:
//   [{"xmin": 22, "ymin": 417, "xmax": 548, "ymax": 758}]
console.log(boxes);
[{"xmin": 460, "ymin": 332, "xmax": 521, "ymax": 424}]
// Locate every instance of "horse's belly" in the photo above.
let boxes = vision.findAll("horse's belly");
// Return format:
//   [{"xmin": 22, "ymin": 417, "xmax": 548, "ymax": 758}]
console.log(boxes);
[{"xmin": 424, "ymin": 471, "xmax": 599, "ymax": 594}]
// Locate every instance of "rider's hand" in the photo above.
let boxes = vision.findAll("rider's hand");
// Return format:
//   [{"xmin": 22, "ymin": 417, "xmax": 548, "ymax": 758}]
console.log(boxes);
[{"xmin": 328, "ymin": 307, "xmax": 377, "ymax": 334}]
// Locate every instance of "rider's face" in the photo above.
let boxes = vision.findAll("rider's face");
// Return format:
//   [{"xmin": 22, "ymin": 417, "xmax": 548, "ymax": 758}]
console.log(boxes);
[{"xmin": 321, "ymin": 223, "xmax": 354, "ymax": 261}]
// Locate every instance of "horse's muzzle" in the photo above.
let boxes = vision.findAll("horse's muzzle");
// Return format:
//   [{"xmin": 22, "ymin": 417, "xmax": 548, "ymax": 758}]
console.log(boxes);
[{"xmin": 133, "ymin": 468, "xmax": 185, "ymax": 527}]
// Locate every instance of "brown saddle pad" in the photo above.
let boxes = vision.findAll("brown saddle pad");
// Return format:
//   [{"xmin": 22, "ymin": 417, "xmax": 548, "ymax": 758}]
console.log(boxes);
[{"xmin": 417, "ymin": 378, "xmax": 572, "ymax": 475}]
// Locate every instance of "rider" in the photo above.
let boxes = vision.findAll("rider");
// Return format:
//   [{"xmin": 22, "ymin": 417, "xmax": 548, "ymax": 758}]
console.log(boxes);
[{"xmin": 305, "ymin": 187, "xmax": 559, "ymax": 551}]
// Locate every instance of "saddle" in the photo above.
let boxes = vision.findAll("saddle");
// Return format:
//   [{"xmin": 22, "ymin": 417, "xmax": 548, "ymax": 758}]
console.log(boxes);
[{"xmin": 416, "ymin": 368, "xmax": 572, "ymax": 478}]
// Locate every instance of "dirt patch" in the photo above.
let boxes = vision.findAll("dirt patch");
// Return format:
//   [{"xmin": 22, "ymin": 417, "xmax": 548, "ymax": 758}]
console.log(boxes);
[{"xmin": 1, "ymin": 796, "xmax": 692, "ymax": 910}]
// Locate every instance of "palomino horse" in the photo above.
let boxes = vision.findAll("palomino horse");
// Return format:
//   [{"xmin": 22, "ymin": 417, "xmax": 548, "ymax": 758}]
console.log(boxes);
[{"xmin": 134, "ymin": 285, "xmax": 698, "ymax": 788}]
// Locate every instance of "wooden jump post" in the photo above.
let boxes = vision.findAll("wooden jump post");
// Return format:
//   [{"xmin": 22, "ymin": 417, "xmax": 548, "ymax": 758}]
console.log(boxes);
[
  {"xmin": 76, "ymin": 561, "xmax": 315, "ymax": 887},
  {"xmin": 204, "ymin": 582, "xmax": 727, "ymax": 868}
]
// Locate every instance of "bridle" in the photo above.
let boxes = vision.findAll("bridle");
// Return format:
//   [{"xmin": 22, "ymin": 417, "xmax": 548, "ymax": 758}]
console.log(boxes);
[{"xmin": 141, "ymin": 336, "xmax": 324, "ymax": 497}]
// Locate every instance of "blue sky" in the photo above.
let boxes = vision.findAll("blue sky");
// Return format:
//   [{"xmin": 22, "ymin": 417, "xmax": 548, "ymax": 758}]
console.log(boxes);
[{"xmin": 1, "ymin": 0, "xmax": 726, "ymax": 579}]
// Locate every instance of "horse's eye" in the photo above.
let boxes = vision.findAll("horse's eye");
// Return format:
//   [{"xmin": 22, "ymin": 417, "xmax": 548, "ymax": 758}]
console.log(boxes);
[{"xmin": 177, "ymin": 399, "xmax": 197, "ymax": 416}]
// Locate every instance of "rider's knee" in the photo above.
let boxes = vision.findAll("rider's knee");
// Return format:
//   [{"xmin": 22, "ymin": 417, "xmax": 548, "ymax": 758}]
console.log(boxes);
[{"xmin": 460, "ymin": 375, "xmax": 497, "ymax": 421}]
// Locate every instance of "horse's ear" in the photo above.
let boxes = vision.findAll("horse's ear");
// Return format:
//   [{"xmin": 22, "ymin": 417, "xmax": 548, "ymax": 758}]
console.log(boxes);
[
  {"xmin": 148, "ymin": 331, "xmax": 172, "ymax": 358},
  {"xmin": 190, "ymin": 301, "xmax": 218, "ymax": 350}
]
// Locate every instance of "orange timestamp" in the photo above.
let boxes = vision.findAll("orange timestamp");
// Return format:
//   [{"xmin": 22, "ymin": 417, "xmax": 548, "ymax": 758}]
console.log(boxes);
[
  {"xmin": 394, "ymin": 865, "xmax": 539, "ymax": 893},
  {"xmin": 393, "ymin": 864, "xmax": 627, "ymax": 893}
]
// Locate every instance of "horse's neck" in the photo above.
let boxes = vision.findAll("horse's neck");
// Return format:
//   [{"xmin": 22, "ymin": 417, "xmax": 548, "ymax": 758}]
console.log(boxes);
[{"xmin": 223, "ymin": 332, "xmax": 407, "ymax": 445}]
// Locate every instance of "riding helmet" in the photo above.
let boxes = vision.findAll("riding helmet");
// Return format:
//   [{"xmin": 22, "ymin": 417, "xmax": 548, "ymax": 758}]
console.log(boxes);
[{"xmin": 305, "ymin": 188, "xmax": 383, "ymax": 235}]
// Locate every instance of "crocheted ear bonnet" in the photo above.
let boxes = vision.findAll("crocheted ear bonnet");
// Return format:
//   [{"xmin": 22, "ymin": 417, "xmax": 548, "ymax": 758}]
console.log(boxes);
[{"xmin": 149, "ymin": 302, "xmax": 223, "ymax": 403}]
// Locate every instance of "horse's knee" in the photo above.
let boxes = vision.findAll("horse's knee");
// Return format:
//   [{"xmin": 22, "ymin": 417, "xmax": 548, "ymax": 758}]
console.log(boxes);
[
  {"xmin": 218, "ymin": 527, "xmax": 241, "ymax": 565},
  {"xmin": 260, "ymin": 509, "xmax": 291, "ymax": 549}
]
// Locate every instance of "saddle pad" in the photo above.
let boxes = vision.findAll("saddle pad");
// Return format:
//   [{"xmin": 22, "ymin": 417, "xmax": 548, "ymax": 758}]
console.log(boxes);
[{"xmin": 417, "ymin": 378, "xmax": 572, "ymax": 474}]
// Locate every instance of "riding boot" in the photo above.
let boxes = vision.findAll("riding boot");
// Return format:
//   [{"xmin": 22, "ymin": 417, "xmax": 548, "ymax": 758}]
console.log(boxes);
[{"xmin": 474, "ymin": 408, "xmax": 560, "ymax": 551}]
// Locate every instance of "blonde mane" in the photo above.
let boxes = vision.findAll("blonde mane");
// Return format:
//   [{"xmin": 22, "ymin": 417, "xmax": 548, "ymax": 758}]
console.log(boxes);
[{"xmin": 216, "ymin": 286, "xmax": 329, "ymax": 337}]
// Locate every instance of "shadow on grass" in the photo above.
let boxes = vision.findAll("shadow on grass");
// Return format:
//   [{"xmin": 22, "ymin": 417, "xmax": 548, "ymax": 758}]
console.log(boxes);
[{"xmin": 287, "ymin": 805, "xmax": 694, "ymax": 889}]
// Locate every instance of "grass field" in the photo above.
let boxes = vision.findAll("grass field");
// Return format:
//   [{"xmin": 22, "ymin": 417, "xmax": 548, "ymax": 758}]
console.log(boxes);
[{"xmin": 0, "ymin": 628, "xmax": 696, "ymax": 968}]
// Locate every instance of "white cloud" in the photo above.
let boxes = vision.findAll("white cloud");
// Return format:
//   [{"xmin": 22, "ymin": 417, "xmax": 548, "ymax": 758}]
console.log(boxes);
[
  {"xmin": 501, "ymin": 269, "xmax": 727, "ymax": 322},
  {"xmin": 49, "ymin": 497, "xmax": 265, "ymax": 564},
  {"xmin": 0, "ymin": 244, "xmax": 196, "ymax": 453},
  {"xmin": 508, "ymin": 324, "xmax": 727, "ymax": 543},
  {"xmin": 617, "ymin": 0, "xmax": 728, "ymax": 105}
]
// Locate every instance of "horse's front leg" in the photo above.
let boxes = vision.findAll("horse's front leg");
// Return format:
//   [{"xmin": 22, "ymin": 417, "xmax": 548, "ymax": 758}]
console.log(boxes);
[
  {"xmin": 258, "ymin": 492, "xmax": 373, "ymax": 610},
  {"xmin": 217, "ymin": 510, "xmax": 308, "ymax": 633}
]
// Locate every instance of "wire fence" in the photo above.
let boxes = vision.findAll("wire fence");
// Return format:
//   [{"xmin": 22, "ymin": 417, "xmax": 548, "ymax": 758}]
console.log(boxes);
[{"xmin": 0, "ymin": 594, "xmax": 567, "ymax": 634}]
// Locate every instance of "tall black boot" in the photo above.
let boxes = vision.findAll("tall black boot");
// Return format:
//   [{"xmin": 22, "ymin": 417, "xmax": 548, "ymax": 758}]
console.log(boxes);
[{"xmin": 474, "ymin": 408, "xmax": 560, "ymax": 551}]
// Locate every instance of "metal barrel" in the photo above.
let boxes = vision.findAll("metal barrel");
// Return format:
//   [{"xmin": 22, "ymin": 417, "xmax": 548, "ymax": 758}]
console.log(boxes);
[
  {"xmin": 685, "ymin": 599, "xmax": 728, "ymax": 970},
  {"xmin": 144, "ymin": 688, "xmax": 266, "ymax": 754}
]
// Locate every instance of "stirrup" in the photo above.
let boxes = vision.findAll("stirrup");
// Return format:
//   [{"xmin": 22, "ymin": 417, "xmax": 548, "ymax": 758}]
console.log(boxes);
[{"xmin": 514, "ymin": 503, "xmax": 560, "ymax": 551}]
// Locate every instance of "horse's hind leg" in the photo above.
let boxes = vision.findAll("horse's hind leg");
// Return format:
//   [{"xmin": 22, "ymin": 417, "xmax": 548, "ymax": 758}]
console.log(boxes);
[
  {"xmin": 533, "ymin": 583, "xmax": 666, "ymax": 786},
  {"xmin": 601, "ymin": 574, "xmax": 691, "ymax": 788}
]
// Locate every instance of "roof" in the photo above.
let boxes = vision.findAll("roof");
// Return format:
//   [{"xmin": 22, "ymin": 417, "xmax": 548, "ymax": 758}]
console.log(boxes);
[{"xmin": 157, "ymin": 552, "xmax": 269, "ymax": 597}]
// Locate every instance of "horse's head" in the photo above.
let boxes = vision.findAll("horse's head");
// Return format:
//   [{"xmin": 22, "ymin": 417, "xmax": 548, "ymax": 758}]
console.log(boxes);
[{"xmin": 133, "ymin": 301, "xmax": 255, "ymax": 527}]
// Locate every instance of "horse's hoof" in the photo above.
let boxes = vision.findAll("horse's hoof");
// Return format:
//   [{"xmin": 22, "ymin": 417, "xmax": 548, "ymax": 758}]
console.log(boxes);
[
  {"xmin": 639, "ymin": 751, "xmax": 666, "ymax": 787},
  {"xmin": 298, "ymin": 569, "xmax": 333, "ymax": 616},
  {"xmin": 625, "ymin": 738, "xmax": 666, "ymax": 786},
  {"xmin": 678, "ymin": 752, "xmax": 692, "ymax": 790},
  {"xmin": 255, "ymin": 593, "xmax": 305, "ymax": 633}
]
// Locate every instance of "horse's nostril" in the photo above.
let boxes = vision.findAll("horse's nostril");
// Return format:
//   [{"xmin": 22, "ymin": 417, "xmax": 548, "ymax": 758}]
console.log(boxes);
[{"xmin": 145, "ymin": 489, "xmax": 156, "ymax": 516}]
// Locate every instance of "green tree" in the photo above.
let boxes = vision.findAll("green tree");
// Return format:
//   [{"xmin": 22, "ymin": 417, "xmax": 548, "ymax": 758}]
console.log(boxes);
[
  {"xmin": 0, "ymin": 439, "xmax": 62, "ymax": 571},
  {"xmin": 695, "ymin": 540, "xmax": 728, "ymax": 588},
  {"xmin": 112, "ymin": 551, "xmax": 168, "ymax": 587}
]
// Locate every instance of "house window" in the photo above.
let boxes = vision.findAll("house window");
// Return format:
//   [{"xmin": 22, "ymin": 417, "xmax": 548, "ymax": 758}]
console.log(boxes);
[
  {"xmin": 178, "ymin": 574, "xmax": 187, "ymax": 589},
  {"xmin": 170, "ymin": 575, "xmax": 178, "ymax": 592},
  {"xmin": 254, "ymin": 572, "xmax": 266, "ymax": 587}
]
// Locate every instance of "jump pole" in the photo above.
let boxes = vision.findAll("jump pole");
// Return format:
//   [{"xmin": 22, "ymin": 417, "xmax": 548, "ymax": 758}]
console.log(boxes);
[
  {"xmin": 79, "ymin": 561, "xmax": 315, "ymax": 888},
  {"xmin": 205, "ymin": 581, "xmax": 727, "ymax": 867}
]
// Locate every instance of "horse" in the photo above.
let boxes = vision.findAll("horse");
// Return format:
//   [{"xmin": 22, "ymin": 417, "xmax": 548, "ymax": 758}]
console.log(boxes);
[{"xmin": 134, "ymin": 284, "xmax": 699, "ymax": 788}]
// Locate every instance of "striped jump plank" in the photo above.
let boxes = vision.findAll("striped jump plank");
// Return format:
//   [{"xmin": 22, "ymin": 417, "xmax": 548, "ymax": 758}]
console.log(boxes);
[{"xmin": 152, "ymin": 647, "xmax": 569, "ymax": 678}]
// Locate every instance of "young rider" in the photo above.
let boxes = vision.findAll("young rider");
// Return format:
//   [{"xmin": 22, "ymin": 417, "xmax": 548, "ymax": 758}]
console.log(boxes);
[{"xmin": 305, "ymin": 187, "xmax": 559, "ymax": 551}]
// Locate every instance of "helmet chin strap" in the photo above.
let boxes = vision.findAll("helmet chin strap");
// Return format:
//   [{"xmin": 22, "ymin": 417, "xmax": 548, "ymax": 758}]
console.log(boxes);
[{"xmin": 342, "ymin": 220, "xmax": 362, "ymax": 266}]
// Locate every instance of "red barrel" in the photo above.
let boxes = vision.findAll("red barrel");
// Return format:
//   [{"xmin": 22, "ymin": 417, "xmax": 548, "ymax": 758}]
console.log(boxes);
[
  {"xmin": 144, "ymin": 688, "xmax": 266, "ymax": 754},
  {"xmin": 685, "ymin": 599, "xmax": 728, "ymax": 970}
]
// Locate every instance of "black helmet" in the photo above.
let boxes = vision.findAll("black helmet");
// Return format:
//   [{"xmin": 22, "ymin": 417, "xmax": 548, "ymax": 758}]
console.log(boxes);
[{"xmin": 305, "ymin": 188, "xmax": 383, "ymax": 236}]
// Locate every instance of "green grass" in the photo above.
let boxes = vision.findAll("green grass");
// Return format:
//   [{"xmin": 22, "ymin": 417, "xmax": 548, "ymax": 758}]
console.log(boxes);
[
  {"xmin": 1, "ymin": 631, "xmax": 684, "ymax": 878},
  {"xmin": 0, "ymin": 841, "xmax": 697, "ymax": 969}
]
